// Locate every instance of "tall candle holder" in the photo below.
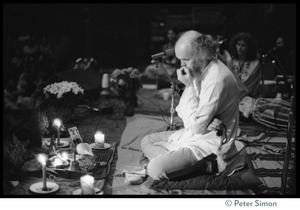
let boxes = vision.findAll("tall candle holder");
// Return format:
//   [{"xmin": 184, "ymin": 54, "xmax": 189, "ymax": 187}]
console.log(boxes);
[{"xmin": 29, "ymin": 154, "xmax": 59, "ymax": 194}]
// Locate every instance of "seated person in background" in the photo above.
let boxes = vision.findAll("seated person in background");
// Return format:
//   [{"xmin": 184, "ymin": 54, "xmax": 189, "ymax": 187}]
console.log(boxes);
[
  {"xmin": 161, "ymin": 27, "xmax": 181, "ymax": 67},
  {"xmin": 142, "ymin": 27, "xmax": 180, "ymax": 88},
  {"xmin": 228, "ymin": 32, "xmax": 262, "ymax": 99},
  {"xmin": 239, "ymin": 96, "xmax": 294, "ymax": 131},
  {"xmin": 266, "ymin": 35, "xmax": 294, "ymax": 76},
  {"xmin": 139, "ymin": 31, "xmax": 246, "ymax": 181}
]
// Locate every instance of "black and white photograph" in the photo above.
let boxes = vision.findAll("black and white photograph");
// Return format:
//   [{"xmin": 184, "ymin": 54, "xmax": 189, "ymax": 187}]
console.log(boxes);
[
  {"xmin": 3, "ymin": 3, "xmax": 297, "ymax": 202},
  {"xmin": 68, "ymin": 126, "xmax": 83, "ymax": 144}
]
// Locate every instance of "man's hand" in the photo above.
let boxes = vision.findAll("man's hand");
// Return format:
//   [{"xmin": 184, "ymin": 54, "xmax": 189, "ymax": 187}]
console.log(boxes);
[
  {"xmin": 176, "ymin": 67, "xmax": 193, "ymax": 86},
  {"xmin": 153, "ymin": 141, "xmax": 168, "ymax": 149},
  {"xmin": 207, "ymin": 118, "xmax": 223, "ymax": 132},
  {"xmin": 207, "ymin": 118, "xmax": 227, "ymax": 139}
]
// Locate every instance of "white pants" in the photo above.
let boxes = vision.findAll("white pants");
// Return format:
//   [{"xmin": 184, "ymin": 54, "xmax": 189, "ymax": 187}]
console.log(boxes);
[{"xmin": 141, "ymin": 131, "xmax": 204, "ymax": 180}]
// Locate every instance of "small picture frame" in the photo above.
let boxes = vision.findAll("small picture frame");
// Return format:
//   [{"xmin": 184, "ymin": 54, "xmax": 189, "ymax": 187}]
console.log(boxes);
[{"xmin": 68, "ymin": 126, "xmax": 83, "ymax": 144}]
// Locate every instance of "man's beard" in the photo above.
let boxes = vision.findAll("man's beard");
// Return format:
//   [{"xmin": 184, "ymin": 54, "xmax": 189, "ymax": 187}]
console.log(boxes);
[{"xmin": 191, "ymin": 58, "xmax": 206, "ymax": 76}]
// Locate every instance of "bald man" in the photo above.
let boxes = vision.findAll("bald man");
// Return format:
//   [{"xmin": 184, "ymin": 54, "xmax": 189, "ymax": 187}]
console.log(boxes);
[{"xmin": 140, "ymin": 31, "xmax": 246, "ymax": 181}]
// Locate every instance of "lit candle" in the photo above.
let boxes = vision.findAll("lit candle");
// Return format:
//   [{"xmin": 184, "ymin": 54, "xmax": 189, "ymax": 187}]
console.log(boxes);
[
  {"xmin": 94, "ymin": 131, "xmax": 105, "ymax": 148},
  {"xmin": 53, "ymin": 118, "xmax": 62, "ymax": 146},
  {"xmin": 38, "ymin": 154, "xmax": 47, "ymax": 190},
  {"xmin": 80, "ymin": 175, "xmax": 95, "ymax": 195}
]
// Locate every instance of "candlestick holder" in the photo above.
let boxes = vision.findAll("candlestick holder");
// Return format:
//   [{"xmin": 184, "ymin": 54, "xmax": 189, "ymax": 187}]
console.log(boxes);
[
  {"xmin": 29, "ymin": 181, "xmax": 59, "ymax": 194},
  {"xmin": 90, "ymin": 142, "xmax": 111, "ymax": 150},
  {"xmin": 92, "ymin": 131, "xmax": 111, "ymax": 150}
]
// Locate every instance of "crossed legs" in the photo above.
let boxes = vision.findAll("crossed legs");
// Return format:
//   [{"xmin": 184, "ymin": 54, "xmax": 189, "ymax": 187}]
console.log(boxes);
[{"xmin": 140, "ymin": 131, "xmax": 199, "ymax": 180}]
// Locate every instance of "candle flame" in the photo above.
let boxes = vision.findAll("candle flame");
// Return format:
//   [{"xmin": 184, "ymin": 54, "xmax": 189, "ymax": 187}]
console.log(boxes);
[
  {"xmin": 94, "ymin": 131, "xmax": 104, "ymax": 141},
  {"xmin": 53, "ymin": 118, "xmax": 62, "ymax": 128},
  {"xmin": 38, "ymin": 154, "xmax": 47, "ymax": 165}
]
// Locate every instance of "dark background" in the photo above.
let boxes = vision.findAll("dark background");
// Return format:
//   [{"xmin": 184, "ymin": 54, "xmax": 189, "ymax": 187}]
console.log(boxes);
[{"xmin": 3, "ymin": 3, "xmax": 296, "ymax": 70}]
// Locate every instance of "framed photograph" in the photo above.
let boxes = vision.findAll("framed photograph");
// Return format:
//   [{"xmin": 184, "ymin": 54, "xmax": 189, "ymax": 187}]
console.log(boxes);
[{"xmin": 68, "ymin": 126, "xmax": 83, "ymax": 144}]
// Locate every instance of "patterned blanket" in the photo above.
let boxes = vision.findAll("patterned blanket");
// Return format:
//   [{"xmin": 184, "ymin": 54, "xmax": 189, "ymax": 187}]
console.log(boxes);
[{"xmin": 242, "ymin": 134, "xmax": 295, "ymax": 195}]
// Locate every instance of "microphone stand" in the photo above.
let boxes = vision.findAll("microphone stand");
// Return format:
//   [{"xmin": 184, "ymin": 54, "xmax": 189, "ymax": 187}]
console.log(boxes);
[
  {"xmin": 151, "ymin": 59, "xmax": 178, "ymax": 130},
  {"xmin": 169, "ymin": 82, "xmax": 176, "ymax": 131}
]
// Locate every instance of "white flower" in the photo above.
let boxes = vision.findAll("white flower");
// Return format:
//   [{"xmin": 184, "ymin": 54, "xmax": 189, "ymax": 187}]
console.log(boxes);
[{"xmin": 43, "ymin": 81, "xmax": 84, "ymax": 99}]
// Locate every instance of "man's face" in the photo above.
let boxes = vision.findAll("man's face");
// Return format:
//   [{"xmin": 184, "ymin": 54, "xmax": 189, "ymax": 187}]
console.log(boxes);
[
  {"xmin": 191, "ymin": 52, "xmax": 210, "ymax": 74},
  {"xmin": 175, "ymin": 44, "xmax": 209, "ymax": 75}
]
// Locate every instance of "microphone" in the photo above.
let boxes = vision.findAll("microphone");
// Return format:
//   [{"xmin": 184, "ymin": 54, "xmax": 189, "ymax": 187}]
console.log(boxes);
[{"xmin": 151, "ymin": 49, "xmax": 175, "ymax": 60}]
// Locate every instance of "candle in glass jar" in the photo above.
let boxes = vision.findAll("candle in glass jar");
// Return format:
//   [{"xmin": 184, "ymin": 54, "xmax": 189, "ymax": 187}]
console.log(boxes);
[
  {"xmin": 94, "ymin": 131, "xmax": 105, "ymax": 148},
  {"xmin": 53, "ymin": 118, "xmax": 62, "ymax": 146},
  {"xmin": 38, "ymin": 154, "xmax": 47, "ymax": 190},
  {"xmin": 80, "ymin": 175, "xmax": 95, "ymax": 195}
]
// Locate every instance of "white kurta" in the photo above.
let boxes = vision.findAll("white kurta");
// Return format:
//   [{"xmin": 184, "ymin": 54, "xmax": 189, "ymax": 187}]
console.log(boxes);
[{"xmin": 166, "ymin": 59, "xmax": 245, "ymax": 173}]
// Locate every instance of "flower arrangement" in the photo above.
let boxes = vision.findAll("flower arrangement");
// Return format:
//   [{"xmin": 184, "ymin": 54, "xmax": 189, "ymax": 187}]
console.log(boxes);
[
  {"xmin": 42, "ymin": 81, "xmax": 84, "ymax": 121},
  {"xmin": 110, "ymin": 67, "xmax": 140, "ymax": 95},
  {"xmin": 110, "ymin": 67, "xmax": 140, "ymax": 116},
  {"xmin": 43, "ymin": 81, "xmax": 84, "ymax": 99}
]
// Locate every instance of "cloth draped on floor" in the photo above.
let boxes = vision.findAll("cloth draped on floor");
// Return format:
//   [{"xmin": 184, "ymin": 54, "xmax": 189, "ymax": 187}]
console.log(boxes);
[{"xmin": 111, "ymin": 114, "xmax": 256, "ymax": 195}]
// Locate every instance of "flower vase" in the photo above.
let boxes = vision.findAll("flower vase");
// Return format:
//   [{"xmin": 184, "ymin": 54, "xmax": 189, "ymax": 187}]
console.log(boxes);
[{"xmin": 122, "ymin": 90, "xmax": 136, "ymax": 116}]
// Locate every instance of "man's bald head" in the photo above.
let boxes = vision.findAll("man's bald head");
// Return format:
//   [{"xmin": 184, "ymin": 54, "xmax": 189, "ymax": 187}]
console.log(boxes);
[
  {"xmin": 175, "ymin": 30, "xmax": 218, "ymax": 62},
  {"xmin": 175, "ymin": 30, "xmax": 202, "ymax": 59}
]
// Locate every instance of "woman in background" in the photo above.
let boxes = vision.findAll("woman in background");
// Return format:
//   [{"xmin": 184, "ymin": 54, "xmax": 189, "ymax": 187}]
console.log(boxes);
[
  {"xmin": 228, "ymin": 32, "xmax": 262, "ymax": 99},
  {"xmin": 161, "ymin": 27, "xmax": 180, "ymax": 67},
  {"xmin": 142, "ymin": 27, "xmax": 181, "ymax": 89}
]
